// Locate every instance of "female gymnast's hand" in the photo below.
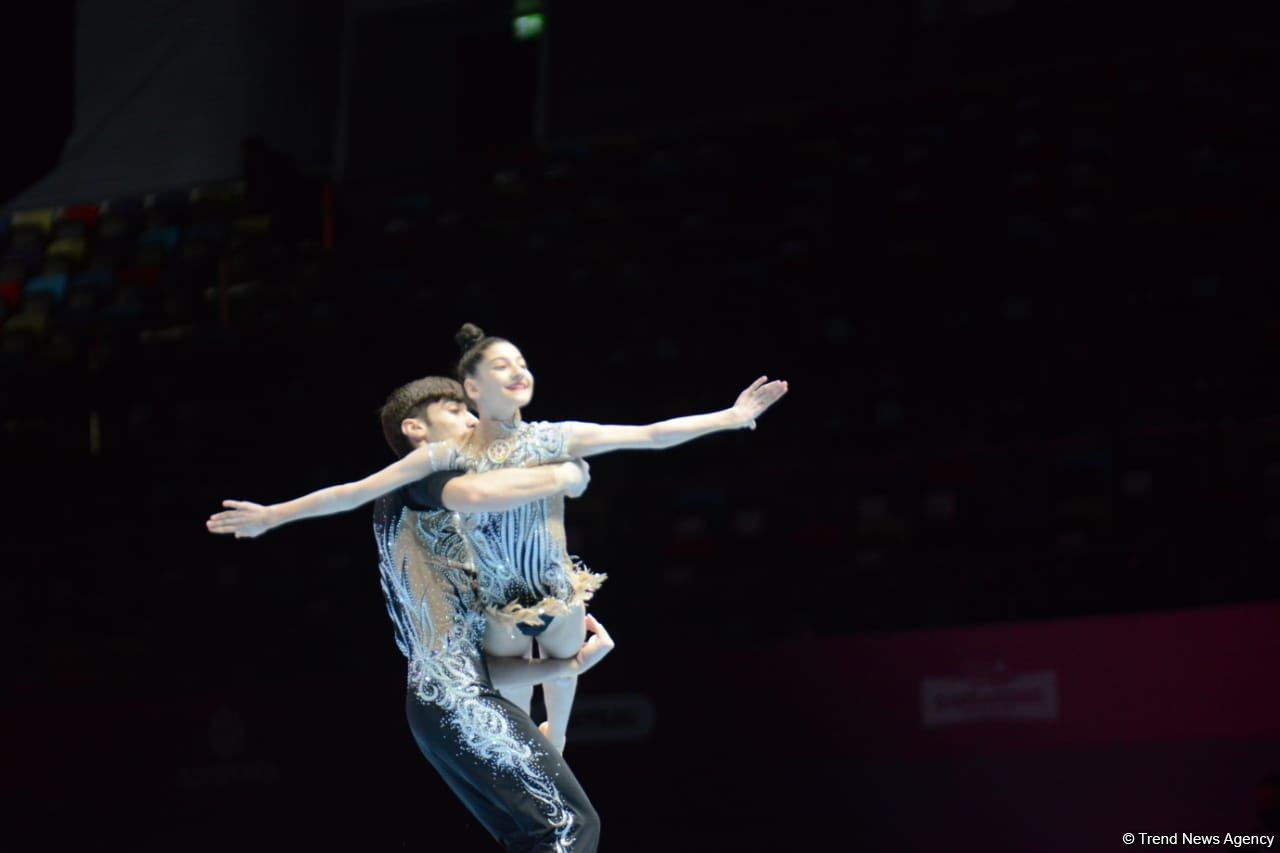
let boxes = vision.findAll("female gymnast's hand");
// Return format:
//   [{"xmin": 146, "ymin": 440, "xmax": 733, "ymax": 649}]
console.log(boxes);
[
  {"xmin": 560, "ymin": 459, "xmax": 591, "ymax": 499},
  {"xmin": 731, "ymin": 375, "xmax": 790, "ymax": 429},
  {"xmin": 206, "ymin": 500, "xmax": 276, "ymax": 539},
  {"xmin": 573, "ymin": 614, "xmax": 615, "ymax": 675}
]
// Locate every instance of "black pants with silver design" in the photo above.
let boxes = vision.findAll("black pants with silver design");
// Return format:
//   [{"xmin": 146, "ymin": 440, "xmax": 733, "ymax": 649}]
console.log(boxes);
[{"xmin": 405, "ymin": 689, "xmax": 600, "ymax": 852}]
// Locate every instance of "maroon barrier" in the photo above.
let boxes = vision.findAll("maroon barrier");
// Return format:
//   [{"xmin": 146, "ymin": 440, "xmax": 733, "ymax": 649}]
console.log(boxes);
[
  {"xmin": 5, "ymin": 604, "xmax": 1279, "ymax": 850},
  {"xmin": 749, "ymin": 601, "xmax": 1280, "ymax": 759}
]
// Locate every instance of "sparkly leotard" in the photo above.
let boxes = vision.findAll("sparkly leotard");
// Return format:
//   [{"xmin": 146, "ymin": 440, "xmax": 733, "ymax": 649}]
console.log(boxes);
[{"xmin": 453, "ymin": 419, "xmax": 606, "ymax": 627}]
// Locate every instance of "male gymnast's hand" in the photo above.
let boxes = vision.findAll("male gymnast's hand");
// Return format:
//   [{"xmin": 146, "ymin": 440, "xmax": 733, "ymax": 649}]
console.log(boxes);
[
  {"xmin": 206, "ymin": 500, "xmax": 276, "ymax": 539},
  {"xmin": 560, "ymin": 458, "xmax": 591, "ymax": 499},
  {"xmin": 731, "ymin": 375, "xmax": 789, "ymax": 430}
]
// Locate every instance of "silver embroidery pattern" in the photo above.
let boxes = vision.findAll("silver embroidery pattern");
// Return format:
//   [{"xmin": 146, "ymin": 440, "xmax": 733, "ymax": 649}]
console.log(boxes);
[
  {"xmin": 456, "ymin": 421, "xmax": 575, "ymax": 607},
  {"xmin": 372, "ymin": 496, "xmax": 577, "ymax": 852}
]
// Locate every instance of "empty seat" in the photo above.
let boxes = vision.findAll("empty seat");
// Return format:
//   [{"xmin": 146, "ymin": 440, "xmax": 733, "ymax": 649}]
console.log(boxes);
[
  {"xmin": 60, "ymin": 204, "xmax": 101, "ymax": 229},
  {"xmin": 3, "ymin": 307, "xmax": 49, "ymax": 337},
  {"xmin": 46, "ymin": 236, "xmax": 87, "ymax": 264},
  {"xmin": 119, "ymin": 266, "xmax": 161, "ymax": 288},
  {"xmin": 0, "ymin": 280, "xmax": 21, "ymax": 309},
  {"xmin": 24, "ymin": 273, "xmax": 68, "ymax": 302},
  {"xmin": 138, "ymin": 226, "xmax": 181, "ymax": 251},
  {"xmin": 10, "ymin": 208, "xmax": 58, "ymax": 234}
]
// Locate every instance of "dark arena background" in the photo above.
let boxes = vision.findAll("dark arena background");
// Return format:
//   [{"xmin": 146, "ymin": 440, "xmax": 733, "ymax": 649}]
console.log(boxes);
[{"xmin": 3, "ymin": 1, "xmax": 1280, "ymax": 850}]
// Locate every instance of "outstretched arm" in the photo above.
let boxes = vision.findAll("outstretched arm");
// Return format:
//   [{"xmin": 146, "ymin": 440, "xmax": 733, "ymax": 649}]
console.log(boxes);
[
  {"xmin": 207, "ymin": 441, "xmax": 455, "ymax": 537},
  {"xmin": 207, "ymin": 455, "xmax": 590, "ymax": 539},
  {"xmin": 564, "ymin": 375, "xmax": 788, "ymax": 458},
  {"xmin": 487, "ymin": 614, "xmax": 615, "ymax": 691}
]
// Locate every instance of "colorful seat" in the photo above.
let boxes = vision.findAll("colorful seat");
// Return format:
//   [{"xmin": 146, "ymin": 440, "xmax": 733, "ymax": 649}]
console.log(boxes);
[
  {"xmin": 46, "ymin": 237, "xmax": 87, "ymax": 263},
  {"xmin": 3, "ymin": 307, "xmax": 49, "ymax": 337},
  {"xmin": 25, "ymin": 273, "xmax": 68, "ymax": 302},
  {"xmin": 60, "ymin": 204, "xmax": 101, "ymax": 229},
  {"xmin": 10, "ymin": 208, "xmax": 58, "ymax": 234},
  {"xmin": 138, "ymin": 226, "xmax": 181, "ymax": 251},
  {"xmin": 119, "ymin": 266, "xmax": 161, "ymax": 288},
  {"xmin": 0, "ymin": 280, "xmax": 21, "ymax": 310}
]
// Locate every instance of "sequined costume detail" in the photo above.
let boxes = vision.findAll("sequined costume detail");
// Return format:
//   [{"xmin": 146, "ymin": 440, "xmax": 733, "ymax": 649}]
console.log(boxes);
[
  {"xmin": 454, "ymin": 421, "xmax": 607, "ymax": 626},
  {"xmin": 372, "ymin": 494, "xmax": 579, "ymax": 852}
]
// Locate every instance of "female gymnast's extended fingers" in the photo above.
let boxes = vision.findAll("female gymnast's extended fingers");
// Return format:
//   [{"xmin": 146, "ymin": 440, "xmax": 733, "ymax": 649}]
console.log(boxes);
[
  {"xmin": 757, "ymin": 379, "xmax": 787, "ymax": 400},
  {"xmin": 763, "ymin": 379, "xmax": 789, "ymax": 400},
  {"xmin": 208, "ymin": 512, "xmax": 243, "ymax": 525}
]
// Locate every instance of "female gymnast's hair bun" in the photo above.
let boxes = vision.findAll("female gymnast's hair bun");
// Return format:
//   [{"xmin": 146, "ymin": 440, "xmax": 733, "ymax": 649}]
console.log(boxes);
[{"xmin": 455, "ymin": 322, "xmax": 486, "ymax": 353}]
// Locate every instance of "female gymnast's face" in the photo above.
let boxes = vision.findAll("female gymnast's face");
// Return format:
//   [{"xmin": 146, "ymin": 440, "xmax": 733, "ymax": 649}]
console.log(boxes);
[
  {"xmin": 423, "ymin": 398, "xmax": 478, "ymax": 443},
  {"xmin": 467, "ymin": 341, "xmax": 534, "ymax": 414}
]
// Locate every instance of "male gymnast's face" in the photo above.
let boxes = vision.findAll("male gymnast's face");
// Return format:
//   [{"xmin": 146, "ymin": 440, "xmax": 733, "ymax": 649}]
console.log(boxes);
[
  {"xmin": 421, "ymin": 398, "xmax": 478, "ymax": 443},
  {"xmin": 465, "ymin": 341, "xmax": 534, "ymax": 414}
]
